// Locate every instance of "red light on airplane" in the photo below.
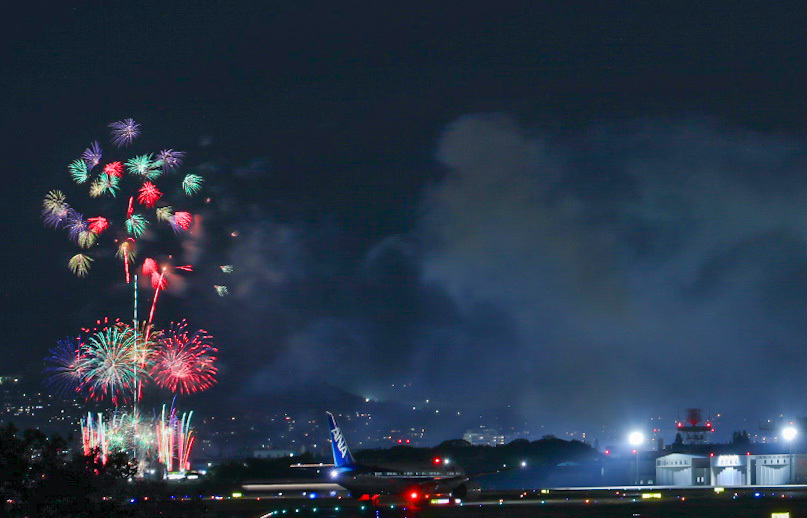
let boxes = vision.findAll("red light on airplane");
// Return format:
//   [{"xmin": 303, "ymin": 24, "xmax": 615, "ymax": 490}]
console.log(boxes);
[{"xmin": 433, "ymin": 457, "xmax": 442, "ymax": 465}]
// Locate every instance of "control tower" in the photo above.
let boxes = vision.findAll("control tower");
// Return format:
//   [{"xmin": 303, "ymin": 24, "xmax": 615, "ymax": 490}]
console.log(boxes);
[{"xmin": 675, "ymin": 408, "xmax": 714, "ymax": 445}]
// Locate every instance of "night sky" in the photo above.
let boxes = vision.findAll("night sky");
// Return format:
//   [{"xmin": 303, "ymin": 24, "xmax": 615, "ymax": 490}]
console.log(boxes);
[{"xmin": 5, "ymin": 2, "xmax": 807, "ymax": 441}]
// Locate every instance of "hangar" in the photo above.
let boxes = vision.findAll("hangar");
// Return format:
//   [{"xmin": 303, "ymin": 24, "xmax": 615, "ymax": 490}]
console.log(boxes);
[{"xmin": 656, "ymin": 452, "xmax": 807, "ymax": 486}]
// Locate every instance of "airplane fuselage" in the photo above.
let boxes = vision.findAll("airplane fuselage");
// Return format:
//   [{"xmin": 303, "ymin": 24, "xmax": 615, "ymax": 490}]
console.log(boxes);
[{"xmin": 335, "ymin": 463, "xmax": 467, "ymax": 496}]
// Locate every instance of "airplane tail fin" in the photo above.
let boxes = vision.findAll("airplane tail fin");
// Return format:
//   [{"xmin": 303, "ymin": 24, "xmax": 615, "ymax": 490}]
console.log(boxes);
[{"xmin": 326, "ymin": 411, "xmax": 355, "ymax": 468}]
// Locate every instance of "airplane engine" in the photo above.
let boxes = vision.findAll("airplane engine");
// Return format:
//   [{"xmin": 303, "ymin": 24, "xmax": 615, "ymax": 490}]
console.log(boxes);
[{"xmin": 452, "ymin": 481, "xmax": 481, "ymax": 501}]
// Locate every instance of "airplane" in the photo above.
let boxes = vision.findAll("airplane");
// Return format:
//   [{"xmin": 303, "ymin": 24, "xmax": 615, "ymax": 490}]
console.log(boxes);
[{"xmin": 324, "ymin": 411, "xmax": 482, "ymax": 503}]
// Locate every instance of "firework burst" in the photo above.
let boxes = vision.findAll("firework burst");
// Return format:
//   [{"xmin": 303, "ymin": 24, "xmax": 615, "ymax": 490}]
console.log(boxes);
[
  {"xmin": 104, "ymin": 161, "xmax": 124, "ymax": 177},
  {"xmin": 42, "ymin": 190, "xmax": 72, "ymax": 228},
  {"xmin": 69, "ymin": 159, "xmax": 90, "ymax": 184},
  {"xmin": 87, "ymin": 216, "xmax": 109, "ymax": 235},
  {"xmin": 138, "ymin": 181, "xmax": 162, "ymax": 208},
  {"xmin": 158, "ymin": 149, "xmax": 185, "ymax": 173},
  {"xmin": 155, "ymin": 206, "xmax": 173, "ymax": 222},
  {"xmin": 151, "ymin": 322, "xmax": 217, "ymax": 394},
  {"xmin": 44, "ymin": 337, "xmax": 86, "ymax": 395},
  {"xmin": 68, "ymin": 253, "xmax": 93, "ymax": 277},
  {"xmin": 125, "ymin": 214, "xmax": 148, "ymax": 238},
  {"xmin": 78, "ymin": 324, "xmax": 156, "ymax": 405},
  {"xmin": 169, "ymin": 211, "xmax": 192, "ymax": 233},
  {"xmin": 125, "ymin": 154, "xmax": 161, "ymax": 180},
  {"xmin": 82, "ymin": 141, "xmax": 103, "ymax": 169},
  {"xmin": 181, "ymin": 174, "xmax": 204, "ymax": 196},
  {"xmin": 109, "ymin": 118, "xmax": 141, "ymax": 148}
]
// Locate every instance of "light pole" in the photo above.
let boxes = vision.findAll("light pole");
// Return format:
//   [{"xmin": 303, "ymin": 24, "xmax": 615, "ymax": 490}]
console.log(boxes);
[
  {"xmin": 783, "ymin": 426, "xmax": 798, "ymax": 484},
  {"xmin": 629, "ymin": 431, "xmax": 644, "ymax": 485}
]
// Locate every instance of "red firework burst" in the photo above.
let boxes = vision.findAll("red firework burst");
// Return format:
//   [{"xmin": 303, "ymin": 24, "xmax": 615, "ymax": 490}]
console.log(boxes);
[
  {"xmin": 142, "ymin": 257, "xmax": 158, "ymax": 277},
  {"xmin": 103, "ymin": 161, "xmax": 124, "ymax": 177},
  {"xmin": 151, "ymin": 322, "xmax": 217, "ymax": 394},
  {"xmin": 87, "ymin": 216, "xmax": 109, "ymax": 235},
  {"xmin": 138, "ymin": 181, "xmax": 163, "ymax": 208},
  {"xmin": 173, "ymin": 211, "xmax": 192, "ymax": 231}
]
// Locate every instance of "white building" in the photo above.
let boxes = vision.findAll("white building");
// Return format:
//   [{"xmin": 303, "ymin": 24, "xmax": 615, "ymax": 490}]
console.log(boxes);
[
  {"xmin": 655, "ymin": 453, "xmax": 710, "ymax": 486},
  {"xmin": 656, "ymin": 452, "xmax": 807, "ymax": 486}
]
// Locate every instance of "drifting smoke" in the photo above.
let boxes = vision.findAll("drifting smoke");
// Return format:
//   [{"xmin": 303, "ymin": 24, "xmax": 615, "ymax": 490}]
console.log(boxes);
[{"xmin": 196, "ymin": 114, "xmax": 807, "ymax": 435}]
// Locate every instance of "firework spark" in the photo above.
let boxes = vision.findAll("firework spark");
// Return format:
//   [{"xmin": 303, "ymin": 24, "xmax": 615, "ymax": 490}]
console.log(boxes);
[
  {"xmin": 108, "ymin": 118, "xmax": 140, "ymax": 148},
  {"xmin": 151, "ymin": 322, "xmax": 217, "ymax": 394},
  {"xmin": 219, "ymin": 265, "xmax": 234, "ymax": 273},
  {"xmin": 213, "ymin": 285, "xmax": 228, "ymax": 296},
  {"xmin": 82, "ymin": 141, "xmax": 103, "ymax": 169}
]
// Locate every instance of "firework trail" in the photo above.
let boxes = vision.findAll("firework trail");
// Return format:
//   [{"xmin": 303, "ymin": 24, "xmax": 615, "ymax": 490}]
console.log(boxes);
[
  {"xmin": 81, "ymin": 412, "xmax": 109, "ymax": 462},
  {"xmin": 151, "ymin": 321, "xmax": 217, "ymax": 394},
  {"xmin": 157, "ymin": 403, "xmax": 195, "ymax": 472}
]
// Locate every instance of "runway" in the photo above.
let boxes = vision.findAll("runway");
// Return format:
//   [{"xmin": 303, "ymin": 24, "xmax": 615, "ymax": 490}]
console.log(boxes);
[{"xmin": 181, "ymin": 485, "xmax": 807, "ymax": 517}]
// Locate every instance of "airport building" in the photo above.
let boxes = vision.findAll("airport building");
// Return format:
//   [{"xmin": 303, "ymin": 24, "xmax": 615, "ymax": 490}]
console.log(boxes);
[{"xmin": 656, "ymin": 452, "xmax": 807, "ymax": 486}]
